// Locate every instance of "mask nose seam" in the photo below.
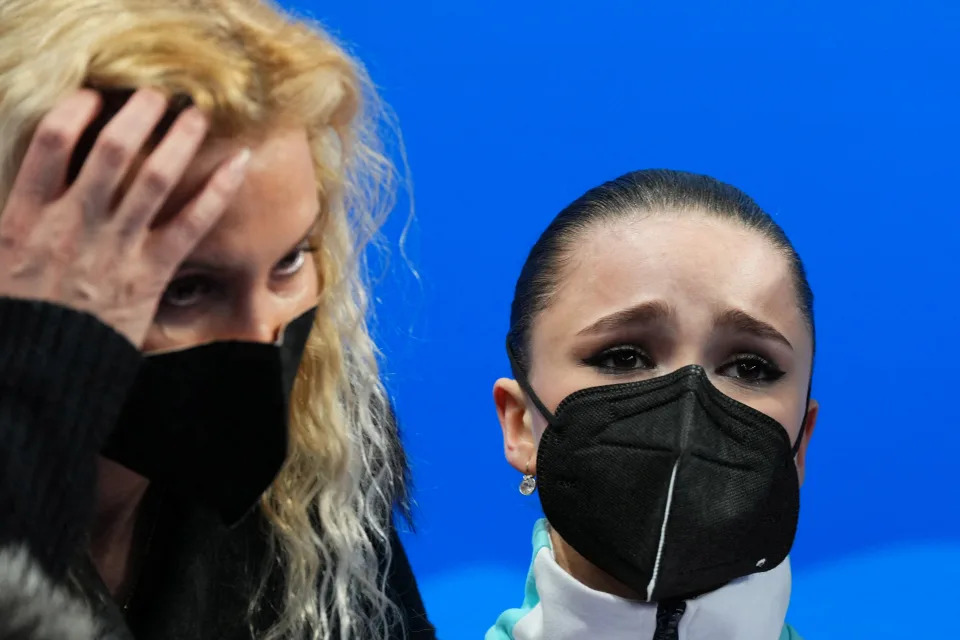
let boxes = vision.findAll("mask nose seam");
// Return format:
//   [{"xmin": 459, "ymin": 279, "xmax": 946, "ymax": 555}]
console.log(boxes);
[
  {"xmin": 678, "ymin": 386, "xmax": 699, "ymax": 449},
  {"xmin": 647, "ymin": 384, "xmax": 699, "ymax": 602},
  {"xmin": 646, "ymin": 458, "xmax": 681, "ymax": 602}
]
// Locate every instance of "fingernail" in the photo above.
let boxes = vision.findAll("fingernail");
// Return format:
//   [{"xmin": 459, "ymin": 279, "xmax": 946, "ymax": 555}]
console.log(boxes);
[
  {"xmin": 227, "ymin": 148, "xmax": 251, "ymax": 184},
  {"xmin": 138, "ymin": 87, "xmax": 168, "ymax": 108},
  {"xmin": 184, "ymin": 106, "xmax": 208, "ymax": 128}
]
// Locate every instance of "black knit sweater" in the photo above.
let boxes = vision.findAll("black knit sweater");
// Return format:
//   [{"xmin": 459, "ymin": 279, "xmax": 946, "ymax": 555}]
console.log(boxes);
[{"xmin": 0, "ymin": 298, "xmax": 436, "ymax": 639}]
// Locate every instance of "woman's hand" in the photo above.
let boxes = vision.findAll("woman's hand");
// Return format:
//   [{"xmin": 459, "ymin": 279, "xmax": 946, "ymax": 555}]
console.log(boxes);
[{"xmin": 0, "ymin": 88, "xmax": 249, "ymax": 348}]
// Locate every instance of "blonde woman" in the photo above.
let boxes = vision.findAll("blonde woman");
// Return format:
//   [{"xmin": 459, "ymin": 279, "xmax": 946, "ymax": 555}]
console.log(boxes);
[{"xmin": 0, "ymin": 1, "xmax": 434, "ymax": 639}]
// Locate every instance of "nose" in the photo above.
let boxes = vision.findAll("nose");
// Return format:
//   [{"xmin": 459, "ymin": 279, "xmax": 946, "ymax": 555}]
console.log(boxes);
[
  {"xmin": 234, "ymin": 317, "xmax": 280, "ymax": 344},
  {"xmin": 665, "ymin": 347, "xmax": 705, "ymax": 375},
  {"xmin": 225, "ymin": 295, "xmax": 298, "ymax": 344}
]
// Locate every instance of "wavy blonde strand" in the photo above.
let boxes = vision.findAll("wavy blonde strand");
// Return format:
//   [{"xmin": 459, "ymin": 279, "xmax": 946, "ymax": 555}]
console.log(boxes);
[{"xmin": 0, "ymin": 0, "xmax": 406, "ymax": 638}]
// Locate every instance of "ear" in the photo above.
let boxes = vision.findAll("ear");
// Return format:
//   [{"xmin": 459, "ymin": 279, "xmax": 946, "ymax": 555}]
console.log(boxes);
[
  {"xmin": 795, "ymin": 398, "xmax": 819, "ymax": 487},
  {"xmin": 493, "ymin": 378, "xmax": 538, "ymax": 475}
]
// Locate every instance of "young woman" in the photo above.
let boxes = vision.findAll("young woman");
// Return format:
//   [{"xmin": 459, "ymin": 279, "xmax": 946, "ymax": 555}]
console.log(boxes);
[
  {"xmin": 490, "ymin": 169, "xmax": 817, "ymax": 640},
  {"xmin": 0, "ymin": 1, "xmax": 434, "ymax": 638}
]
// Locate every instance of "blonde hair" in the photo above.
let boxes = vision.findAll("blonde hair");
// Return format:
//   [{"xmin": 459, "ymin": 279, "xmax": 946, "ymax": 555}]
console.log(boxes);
[{"xmin": 0, "ymin": 1, "xmax": 406, "ymax": 638}]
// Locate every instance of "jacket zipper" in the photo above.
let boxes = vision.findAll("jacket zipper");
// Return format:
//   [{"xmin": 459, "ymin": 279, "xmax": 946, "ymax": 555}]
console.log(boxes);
[{"xmin": 652, "ymin": 599, "xmax": 686, "ymax": 640}]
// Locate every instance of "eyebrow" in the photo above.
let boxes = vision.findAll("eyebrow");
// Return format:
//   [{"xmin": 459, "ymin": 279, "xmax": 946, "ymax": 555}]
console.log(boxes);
[
  {"xmin": 714, "ymin": 308, "xmax": 793, "ymax": 350},
  {"xmin": 576, "ymin": 300, "xmax": 674, "ymax": 336},
  {"xmin": 575, "ymin": 301, "xmax": 793, "ymax": 350},
  {"xmin": 178, "ymin": 210, "xmax": 321, "ymax": 273}
]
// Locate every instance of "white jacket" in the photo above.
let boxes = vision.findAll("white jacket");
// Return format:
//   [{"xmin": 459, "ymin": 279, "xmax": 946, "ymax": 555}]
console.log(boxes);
[{"xmin": 487, "ymin": 519, "xmax": 801, "ymax": 640}]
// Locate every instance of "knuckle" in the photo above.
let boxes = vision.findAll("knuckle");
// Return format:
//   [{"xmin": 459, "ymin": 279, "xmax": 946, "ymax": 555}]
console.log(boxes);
[
  {"xmin": 95, "ymin": 134, "xmax": 135, "ymax": 169},
  {"xmin": 0, "ymin": 232, "xmax": 27, "ymax": 266},
  {"xmin": 33, "ymin": 124, "xmax": 72, "ymax": 155},
  {"xmin": 173, "ymin": 211, "xmax": 206, "ymax": 242},
  {"xmin": 138, "ymin": 165, "xmax": 172, "ymax": 198},
  {"xmin": 0, "ymin": 212, "xmax": 28, "ymax": 246},
  {"xmin": 0, "ymin": 230, "xmax": 18, "ymax": 251}
]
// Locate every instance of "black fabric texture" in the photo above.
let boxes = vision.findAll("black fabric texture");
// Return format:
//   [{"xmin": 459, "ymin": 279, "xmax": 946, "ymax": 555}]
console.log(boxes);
[
  {"xmin": 102, "ymin": 306, "xmax": 316, "ymax": 525},
  {"xmin": 119, "ymin": 488, "xmax": 436, "ymax": 640},
  {"xmin": 65, "ymin": 553, "xmax": 136, "ymax": 640},
  {"xmin": 512, "ymin": 354, "xmax": 800, "ymax": 602},
  {"xmin": 0, "ymin": 296, "xmax": 435, "ymax": 638},
  {"xmin": 0, "ymin": 298, "xmax": 142, "ymax": 579},
  {"xmin": 384, "ymin": 527, "xmax": 436, "ymax": 639}
]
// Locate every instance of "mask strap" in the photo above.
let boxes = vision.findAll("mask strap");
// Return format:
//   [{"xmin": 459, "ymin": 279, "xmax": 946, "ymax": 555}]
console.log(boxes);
[
  {"xmin": 506, "ymin": 339, "xmax": 558, "ymax": 425},
  {"xmin": 791, "ymin": 379, "xmax": 813, "ymax": 458},
  {"xmin": 791, "ymin": 420, "xmax": 805, "ymax": 458},
  {"xmin": 509, "ymin": 337, "xmax": 809, "ymax": 457}
]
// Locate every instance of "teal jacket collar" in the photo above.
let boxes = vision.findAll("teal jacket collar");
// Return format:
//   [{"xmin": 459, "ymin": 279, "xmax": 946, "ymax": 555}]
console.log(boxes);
[{"xmin": 487, "ymin": 519, "xmax": 802, "ymax": 640}]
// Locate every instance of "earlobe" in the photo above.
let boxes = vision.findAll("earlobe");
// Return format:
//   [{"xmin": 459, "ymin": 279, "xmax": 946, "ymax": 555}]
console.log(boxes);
[
  {"xmin": 493, "ymin": 378, "xmax": 537, "ymax": 475},
  {"xmin": 796, "ymin": 398, "xmax": 819, "ymax": 487}
]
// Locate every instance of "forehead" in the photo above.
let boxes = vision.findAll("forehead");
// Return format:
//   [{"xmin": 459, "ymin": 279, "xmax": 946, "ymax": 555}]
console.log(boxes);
[
  {"xmin": 164, "ymin": 128, "xmax": 319, "ymax": 260},
  {"xmin": 535, "ymin": 212, "xmax": 807, "ymax": 342}
]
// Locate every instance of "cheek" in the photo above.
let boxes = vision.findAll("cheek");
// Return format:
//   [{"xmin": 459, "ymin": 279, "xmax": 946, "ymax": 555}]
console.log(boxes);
[
  {"xmin": 527, "ymin": 358, "xmax": 600, "ymax": 415},
  {"xmin": 289, "ymin": 256, "xmax": 321, "ymax": 317},
  {"xmin": 141, "ymin": 321, "xmax": 208, "ymax": 353},
  {"xmin": 728, "ymin": 386, "xmax": 806, "ymax": 444}
]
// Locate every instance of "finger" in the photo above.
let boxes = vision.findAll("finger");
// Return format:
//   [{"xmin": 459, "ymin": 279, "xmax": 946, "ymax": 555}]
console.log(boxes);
[
  {"xmin": 112, "ymin": 106, "xmax": 209, "ymax": 242},
  {"xmin": 4, "ymin": 90, "xmax": 102, "ymax": 215},
  {"xmin": 144, "ymin": 148, "xmax": 250, "ymax": 272},
  {"xmin": 68, "ymin": 88, "xmax": 168, "ymax": 221}
]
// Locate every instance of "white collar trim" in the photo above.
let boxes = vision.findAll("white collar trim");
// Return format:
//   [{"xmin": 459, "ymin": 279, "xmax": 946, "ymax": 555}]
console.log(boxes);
[{"xmin": 513, "ymin": 546, "xmax": 791, "ymax": 640}]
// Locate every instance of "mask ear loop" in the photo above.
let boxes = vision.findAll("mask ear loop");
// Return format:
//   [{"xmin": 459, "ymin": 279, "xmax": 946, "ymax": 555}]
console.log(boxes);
[
  {"xmin": 791, "ymin": 378, "xmax": 814, "ymax": 458},
  {"xmin": 509, "ymin": 336, "xmax": 809, "ymax": 460},
  {"xmin": 506, "ymin": 338, "xmax": 558, "ymax": 425}
]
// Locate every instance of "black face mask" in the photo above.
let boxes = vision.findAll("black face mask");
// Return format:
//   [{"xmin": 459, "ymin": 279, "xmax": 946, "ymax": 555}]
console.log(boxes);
[
  {"xmin": 509, "ymin": 348, "xmax": 804, "ymax": 603},
  {"xmin": 101, "ymin": 307, "xmax": 317, "ymax": 526}
]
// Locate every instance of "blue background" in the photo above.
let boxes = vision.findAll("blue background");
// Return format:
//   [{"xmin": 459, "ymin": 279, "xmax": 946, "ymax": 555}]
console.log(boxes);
[{"xmin": 285, "ymin": 1, "xmax": 960, "ymax": 637}]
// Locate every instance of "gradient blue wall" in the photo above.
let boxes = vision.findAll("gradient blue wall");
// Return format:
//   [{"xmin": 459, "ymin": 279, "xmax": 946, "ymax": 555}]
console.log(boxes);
[{"xmin": 284, "ymin": 1, "xmax": 960, "ymax": 637}]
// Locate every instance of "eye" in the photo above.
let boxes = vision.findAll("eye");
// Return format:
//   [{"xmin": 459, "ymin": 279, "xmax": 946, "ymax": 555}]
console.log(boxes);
[
  {"xmin": 161, "ymin": 275, "xmax": 214, "ymax": 309},
  {"xmin": 717, "ymin": 354, "xmax": 785, "ymax": 384},
  {"xmin": 274, "ymin": 242, "xmax": 317, "ymax": 277},
  {"xmin": 585, "ymin": 346, "xmax": 654, "ymax": 373}
]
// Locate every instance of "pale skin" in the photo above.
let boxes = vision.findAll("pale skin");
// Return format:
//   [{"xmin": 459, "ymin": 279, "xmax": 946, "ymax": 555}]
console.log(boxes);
[
  {"xmin": 0, "ymin": 89, "xmax": 321, "ymax": 601},
  {"xmin": 494, "ymin": 213, "xmax": 819, "ymax": 600}
]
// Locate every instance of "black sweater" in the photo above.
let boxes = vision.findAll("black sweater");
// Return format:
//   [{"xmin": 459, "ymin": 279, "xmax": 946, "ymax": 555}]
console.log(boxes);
[{"xmin": 0, "ymin": 298, "xmax": 436, "ymax": 639}]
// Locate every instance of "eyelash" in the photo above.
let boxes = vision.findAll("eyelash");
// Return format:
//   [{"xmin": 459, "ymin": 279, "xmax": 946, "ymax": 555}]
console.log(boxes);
[
  {"xmin": 720, "ymin": 353, "xmax": 786, "ymax": 385},
  {"xmin": 160, "ymin": 242, "xmax": 318, "ymax": 310},
  {"xmin": 275, "ymin": 242, "xmax": 318, "ymax": 276},
  {"xmin": 583, "ymin": 344, "xmax": 786, "ymax": 385},
  {"xmin": 583, "ymin": 345, "xmax": 655, "ymax": 373}
]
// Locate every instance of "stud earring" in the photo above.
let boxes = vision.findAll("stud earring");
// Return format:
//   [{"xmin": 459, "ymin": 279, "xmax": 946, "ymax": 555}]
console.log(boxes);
[{"xmin": 519, "ymin": 463, "xmax": 537, "ymax": 496}]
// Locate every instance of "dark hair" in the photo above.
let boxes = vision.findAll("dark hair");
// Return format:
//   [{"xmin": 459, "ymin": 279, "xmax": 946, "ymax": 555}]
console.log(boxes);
[{"xmin": 507, "ymin": 169, "xmax": 815, "ymax": 373}]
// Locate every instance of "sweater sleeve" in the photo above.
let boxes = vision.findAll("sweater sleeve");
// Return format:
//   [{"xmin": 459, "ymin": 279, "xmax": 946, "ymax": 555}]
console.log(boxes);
[
  {"xmin": 0, "ymin": 297, "xmax": 142, "ymax": 579},
  {"xmin": 386, "ymin": 529, "xmax": 437, "ymax": 640}
]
